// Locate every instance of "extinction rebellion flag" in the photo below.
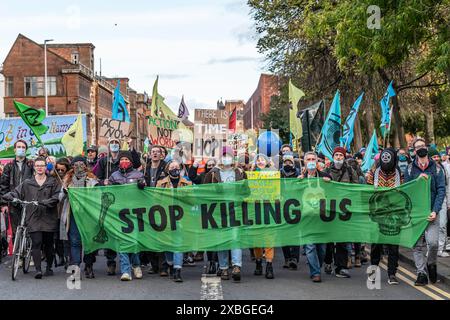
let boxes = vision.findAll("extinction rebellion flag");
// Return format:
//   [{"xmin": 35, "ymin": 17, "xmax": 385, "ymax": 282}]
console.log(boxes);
[{"xmin": 69, "ymin": 178, "xmax": 431, "ymax": 253}]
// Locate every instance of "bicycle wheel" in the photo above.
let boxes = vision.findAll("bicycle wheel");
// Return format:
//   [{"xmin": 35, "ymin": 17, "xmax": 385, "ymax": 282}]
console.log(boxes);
[
  {"xmin": 11, "ymin": 228, "xmax": 23, "ymax": 281},
  {"xmin": 22, "ymin": 234, "xmax": 32, "ymax": 274}
]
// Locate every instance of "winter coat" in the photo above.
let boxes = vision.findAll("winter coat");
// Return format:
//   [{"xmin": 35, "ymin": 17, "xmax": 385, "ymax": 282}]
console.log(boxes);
[
  {"xmin": 109, "ymin": 168, "xmax": 144, "ymax": 185},
  {"xmin": 326, "ymin": 163, "xmax": 359, "ymax": 184},
  {"xmin": 188, "ymin": 165, "xmax": 209, "ymax": 184},
  {"xmin": 203, "ymin": 167, "xmax": 247, "ymax": 184},
  {"xmin": 404, "ymin": 159, "xmax": 446, "ymax": 214},
  {"xmin": 144, "ymin": 160, "xmax": 167, "ymax": 187},
  {"xmin": 5, "ymin": 175, "xmax": 60, "ymax": 233},
  {"xmin": 96, "ymin": 154, "xmax": 120, "ymax": 180},
  {"xmin": 156, "ymin": 176, "xmax": 192, "ymax": 188}
]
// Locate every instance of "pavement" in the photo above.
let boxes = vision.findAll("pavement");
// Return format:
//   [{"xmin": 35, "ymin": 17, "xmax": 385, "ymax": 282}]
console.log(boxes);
[{"xmin": 1, "ymin": 248, "xmax": 450, "ymax": 300}]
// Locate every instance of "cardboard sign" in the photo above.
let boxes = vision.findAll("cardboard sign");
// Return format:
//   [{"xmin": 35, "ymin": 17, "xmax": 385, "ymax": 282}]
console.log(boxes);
[
  {"xmin": 148, "ymin": 116, "xmax": 181, "ymax": 149},
  {"xmin": 193, "ymin": 109, "xmax": 229, "ymax": 160}
]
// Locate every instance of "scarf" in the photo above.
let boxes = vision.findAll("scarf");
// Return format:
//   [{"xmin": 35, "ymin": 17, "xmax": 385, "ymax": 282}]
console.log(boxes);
[{"xmin": 374, "ymin": 168, "xmax": 401, "ymax": 188}]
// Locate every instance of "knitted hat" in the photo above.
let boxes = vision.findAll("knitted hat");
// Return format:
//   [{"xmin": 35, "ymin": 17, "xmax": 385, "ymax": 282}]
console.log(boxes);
[
  {"xmin": 118, "ymin": 151, "xmax": 133, "ymax": 162},
  {"xmin": 333, "ymin": 146, "xmax": 347, "ymax": 157},
  {"xmin": 428, "ymin": 147, "xmax": 439, "ymax": 158}
]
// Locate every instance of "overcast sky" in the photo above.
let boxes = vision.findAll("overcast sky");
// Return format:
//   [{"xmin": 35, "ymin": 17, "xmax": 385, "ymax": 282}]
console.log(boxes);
[{"xmin": 0, "ymin": 0, "xmax": 266, "ymax": 112}]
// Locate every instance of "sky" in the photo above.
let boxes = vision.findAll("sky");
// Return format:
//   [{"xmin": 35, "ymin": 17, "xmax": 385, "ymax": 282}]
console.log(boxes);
[{"xmin": 0, "ymin": 0, "xmax": 266, "ymax": 112}]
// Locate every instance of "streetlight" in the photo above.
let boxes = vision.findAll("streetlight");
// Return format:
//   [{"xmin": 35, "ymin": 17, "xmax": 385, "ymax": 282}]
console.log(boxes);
[{"xmin": 44, "ymin": 39, "xmax": 54, "ymax": 116}]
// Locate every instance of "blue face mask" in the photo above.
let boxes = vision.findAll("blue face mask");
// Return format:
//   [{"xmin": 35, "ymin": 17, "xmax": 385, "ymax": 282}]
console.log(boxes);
[
  {"xmin": 110, "ymin": 143, "xmax": 120, "ymax": 153},
  {"xmin": 398, "ymin": 155, "xmax": 407, "ymax": 162},
  {"xmin": 15, "ymin": 148, "xmax": 26, "ymax": 158}
]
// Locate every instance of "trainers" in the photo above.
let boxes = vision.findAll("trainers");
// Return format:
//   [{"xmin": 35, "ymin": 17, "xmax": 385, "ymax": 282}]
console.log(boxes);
[
  {"xmin": 324, "ymin": 264, "xmax": 332, "ymax": 275},
  {"xmin": 288, "ymin": 259, "xmax": 298, "ymax": 270},
  {"xmin": 173, "ymin": 268, "xmax": 183, "ymax": 282},
  {"xmin": 414, "ymin": 273, "xmax": 428, "ymax": 286},
  {"xmin": 311, "ymin": 275, "xmax": 322, "ymax": 283},
  {"xmin": 220, "ymin": 269, "xmax": 229, "ymax": 280},
  {"xmin": 446, "ymin": 243, "xmax": 450, "ymax": 251},
  {"xmin": 335, "ymin": 269, "xmax": 351, "ymax": 278},
  {"xmin": 34, "ymin": 271, "xmax": 43, "ymax": 279},
  {"xmin": 183, "ymin": 256, "xmax": 196, "ymax": 267},
  {"xmin": 85, "ymin": 265, "xmax": 95, "ymax": 279},
  {"xmin": 232, "ymin": 266, "xmax": 241, "ymax": 282},
  {"xmin": 132, "ymin": 266, "xmax": 143, "ymax": 279},
  {"xmin": 354, "ymin": 257, "xmax": 362, "ymax": 268},
  {"xmin": 388, "ymin": 275, "xmax": 399, "ymax": 285},
  {"xmin": 438, "ymin": 251, "xmax": 450, "ymax": 257},
  {"xmin": 254, "ymin": 259, "xmax": 263, "ymax": 276},
  {"xmin": 427, "ymin": 264, "xmax": 437, "ymax": 283},
  {"xmin": 107, "ymin": 264, "xmax": 116, "ymax": 276},
  {"xmin": 194, "ymin": 252, "xmax": 204, "ymax": 262},
  {"xmin": 265, "ymin": 262, "xmax": 274, "ymax": 279},
  {"xmin": 120, "ymin": 273, "xmax": 132, "ymax": 281}
]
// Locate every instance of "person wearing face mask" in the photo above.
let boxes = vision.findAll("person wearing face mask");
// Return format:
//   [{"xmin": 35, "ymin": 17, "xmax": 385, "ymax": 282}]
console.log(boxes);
[
  {"xmin": 404, "ymin": 138, "xmax": 446, "ymax": 286},
  {"xmin": 156, "ymin": 160, "xmax": 192, "ymax": 282},
  {"xmin": 298, "ymin": 152, "xmax": 332, "ymax": 282},
  {"xmin": 0, "ymin": 140, "xmax": 34, "ymax": 234},
  {"xmin": 428, "ymin": 148, "xmax": 450, "ymax": 258},
  {"xmin": 59, "ymin": 157, "xmax": 99, "ymax": 279},
  {"xmin": 188, "ymin": 159, "xmax": 217, "ymax": 185},
  {"xmin": 97, "ymin": 138, "xmax": 121, "ymax": 184},
  {"xmin": 366, "ymin": 148, "xmax": 404, "ymax": 285},
  {"xmin": 204, "ymin": 147, "xmax": 246, "ymax": 282},
  {"xmin": 397, "ymin": 149, "xmax": 410, "ymax": 175},
  {"xmin": 109, "ymin": 151, "xmax": 145, "ymax": 281},
  {"xmin": 86, "ymin": 145, "xmax": 98, "ymax": 171},
  {"xmin": 324, "ymin": 146, "xmax": 359, "ymax": 279}
]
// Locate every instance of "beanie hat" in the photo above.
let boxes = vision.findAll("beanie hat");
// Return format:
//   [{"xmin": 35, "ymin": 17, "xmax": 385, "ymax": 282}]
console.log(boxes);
[
  {"xmin": 428, "ymin": 147, "xmax": 439, "ymax": 158},
  {"xmin": 333, "ymin": 146, "xmax": 347, "ymax": 157},
  {"xmin": 118, "ymin": 151, "xmax": 133, "ymax": 162}
]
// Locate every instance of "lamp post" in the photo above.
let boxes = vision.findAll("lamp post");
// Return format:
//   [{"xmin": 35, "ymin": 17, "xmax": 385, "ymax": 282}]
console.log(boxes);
[{"xmin": 44, "ymin": 39, "xmax": 54, "ymax": 116}]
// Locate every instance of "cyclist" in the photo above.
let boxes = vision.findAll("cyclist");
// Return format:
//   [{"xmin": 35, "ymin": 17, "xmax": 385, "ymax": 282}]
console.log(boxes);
[{"xmin": 3, "ymin": 157, "xmax": 61, "ymax": 279}]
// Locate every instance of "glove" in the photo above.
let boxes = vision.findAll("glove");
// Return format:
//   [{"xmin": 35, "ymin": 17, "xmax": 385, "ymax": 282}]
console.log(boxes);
[{"xmin": 137, "ymin": 179, "xmax": 146, "ymax": 190}]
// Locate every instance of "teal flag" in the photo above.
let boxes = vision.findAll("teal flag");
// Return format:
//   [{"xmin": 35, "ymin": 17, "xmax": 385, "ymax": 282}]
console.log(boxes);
[
  {"xmin": 340, "ymin": 92, "xmax": 364, "ymax": 151},
  {"xmin": 380, "ymin": 81, "xmax": 396, "ymax": 138},
  {"xmin": 316, "ymin": 90, "xmax": 341, "ymax": 160},
  {"xmin": 362, "ymin": 130, "xmax": 379, "ymax": 172}
]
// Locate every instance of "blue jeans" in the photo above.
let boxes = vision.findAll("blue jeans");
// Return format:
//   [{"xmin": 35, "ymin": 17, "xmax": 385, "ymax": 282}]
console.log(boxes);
[
  {"xmin": 305, "ymin": 244, "xmax": 326, "ymax": 277},
  {"xmin": 165, "ymin": 252, "xmax": 184, "ymax": 269},
  {"xmin": 218, "ymin": 249, "xmax": 242, "ymax": 270},
  {"xmin": 119, "ymin": 253, "xmax": 140, "ymax": 274}
]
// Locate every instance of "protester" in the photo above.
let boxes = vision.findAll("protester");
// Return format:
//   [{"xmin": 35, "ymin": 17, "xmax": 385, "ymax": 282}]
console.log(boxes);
[
  {"xmin": 325, "ymin": 146, "xmax": 359, "ymax": 278},
  {"xmin": 0, "ymin": 140, "xmax": 34, "ymax": 233},
  {"xmin": 2, "ymin": 157, "xmax": 60, "ymax": 279},
  {"xmin": 367, "ymin": 148, "xmax": 403, "ymax": 285},
  {"xmin": 428, "ymin": 148, "xmax": 450, "ymax": 258},
  {"xmin": 397, "ymin": 148, "xmax": 410, "ymax": 175},
  {"xmin": 86, "ymin": 145, "xmax": 98, "ymax": 171},
  {"xmin": 404, "ymin": 138, "xmax": 446, "ymax": 285},
  {"xmin": 156, "ymin": 160, "xmax": 192, "ymax": 282},
  {"xmin": 204, "ymin": 147, "xmax": 247, "ymax": 281},
  {"xmin": 298, "ymin": 151, "xmax": 331, "ymax": 282},
  {"xmin": 60, "ymin": 156, "xmax": 99, "ymax": 279}
]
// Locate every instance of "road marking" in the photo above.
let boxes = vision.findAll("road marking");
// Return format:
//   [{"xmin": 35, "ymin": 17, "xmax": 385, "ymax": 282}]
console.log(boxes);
[{"xmin": 378, "ymin": 262, "xmax": 445, "ymax": 300}]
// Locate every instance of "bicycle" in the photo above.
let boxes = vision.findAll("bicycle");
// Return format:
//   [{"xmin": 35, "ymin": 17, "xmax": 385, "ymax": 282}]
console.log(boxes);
[{"xmin": 9, "ymin": 198, "xmax": 38, "ymax": 281}]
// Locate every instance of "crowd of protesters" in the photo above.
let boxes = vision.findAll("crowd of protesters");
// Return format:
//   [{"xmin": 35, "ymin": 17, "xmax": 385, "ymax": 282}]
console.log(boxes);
[{"xmin": 0, "ymin": 136, "xmax": 449, "ymax": 287}]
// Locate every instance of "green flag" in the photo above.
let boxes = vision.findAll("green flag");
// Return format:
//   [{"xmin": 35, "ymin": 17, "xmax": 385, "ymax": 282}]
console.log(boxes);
[
  {"xmin": 288, "ymin": 80, "xmax": 305, "ymax": 149},
  {"xmin": 13, "ymin": 101, "xmax": 48, "ymax": 146},
  {"xmin": 69, "ymin": 177, "xmax": 430, "ymax": 254}
]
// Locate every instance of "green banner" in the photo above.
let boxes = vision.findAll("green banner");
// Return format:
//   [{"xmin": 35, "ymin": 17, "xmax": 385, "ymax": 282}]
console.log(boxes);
[{"xmin": 68, "ymin": 178, "xmax": 431, "ymax": 253}]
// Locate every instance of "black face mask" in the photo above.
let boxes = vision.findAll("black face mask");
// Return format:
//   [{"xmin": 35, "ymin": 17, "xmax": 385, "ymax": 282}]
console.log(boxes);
[
  {"xmin": 169, "ymin": 169, "xmax": 180, "ymax": 178},
  {"xmin": 284, "ymin": 165, "xmax": 295, "ymax": 172},
  {"xmin": 416, "ymin": 148, "xmax": 428, "ymax": 158}
]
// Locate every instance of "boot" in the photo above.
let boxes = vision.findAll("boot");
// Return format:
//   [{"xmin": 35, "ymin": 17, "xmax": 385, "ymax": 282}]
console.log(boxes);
[
  {"xmin": 427, "ymin": 264, "xmax": 437, "ymax": 283},
  {"xmin": 254, "ymin": 259, "xmax": 263, "ymax": 276},
  {"xmin": 35, "ymin": 267, "xmax": 43, "ymax": 279},
  {"xmin": 207, "ymin": 261, "xmax": 217, "ymax": 275},
  {"xmin": 265, "ymin": 262, "xmax": 274, "ymax": 279},
  {"xmin": 173, "ymin": 268, "xmax": 183, "ymax": 282}
]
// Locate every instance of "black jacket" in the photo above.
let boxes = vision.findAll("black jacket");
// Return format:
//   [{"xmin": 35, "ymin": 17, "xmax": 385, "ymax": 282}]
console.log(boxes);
[
  {"xmin": 188, "ymin": 165, "xmax": 208, "ymax": 184},
  {"xmin": 144, "ymin": 160, "xmax": 167, "ymax": 187},
  {"xmin": 4, "ymin": 175, "xmax": 60, "ymax": 233},
  {"xmin": 0, "ymin": 158, "xmax": 34, "ymax": 205},
  {"xmin": 326, "ymin": 163, "xmax": 359, "ymax": 183},
  {"xmin": 97, "ymin": 154, "xmax": 120, "ymax": 180}
]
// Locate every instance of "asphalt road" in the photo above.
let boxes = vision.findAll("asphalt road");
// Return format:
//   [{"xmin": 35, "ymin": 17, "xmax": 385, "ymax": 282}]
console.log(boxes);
[{"xmin": 1, "ymin": 248, "xmax": 449, "ymax": 300}]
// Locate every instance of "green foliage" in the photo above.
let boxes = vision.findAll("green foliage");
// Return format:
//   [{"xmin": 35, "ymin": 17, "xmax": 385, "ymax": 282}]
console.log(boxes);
[{"xmin": 260, "ymin": 84, "xmax": 291, "ymax": 144}]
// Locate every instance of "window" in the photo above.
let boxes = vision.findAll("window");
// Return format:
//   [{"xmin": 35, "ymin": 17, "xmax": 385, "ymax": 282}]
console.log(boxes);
[
  {"xmin": 24, "ymin": 76, "xmax": 56, "ymax": 96},
  {"xmin": 5, "ymin": 77, "xmax": 13, "ymax": 96},
  {"xmin": 71, "ymin": 52, "xmax": 79, "ymax": 64}
]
